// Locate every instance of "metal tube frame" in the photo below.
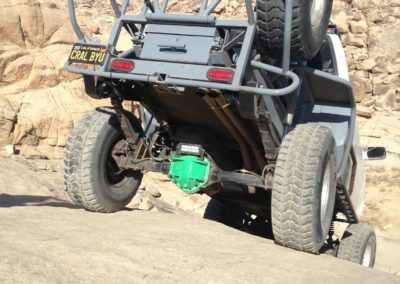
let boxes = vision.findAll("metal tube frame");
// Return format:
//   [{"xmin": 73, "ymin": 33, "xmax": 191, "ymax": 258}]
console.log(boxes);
[
  {"xmin": 204, "ymin": 0, "xmax": 221, "ymax": 16},
  {"xmin": 65, "ymin": 0, "xmax": 358, "ymax": 222},
  {"xmin": 68, "ymin": 0, "xmax": 85, "ymax": 42},
  {"xmin": 65, "ymin": 0, "xmax": 297, "ymax": 97},
  {"xmin": 110, "ymin": 0, "xmax": 121, "ymax": 17}
]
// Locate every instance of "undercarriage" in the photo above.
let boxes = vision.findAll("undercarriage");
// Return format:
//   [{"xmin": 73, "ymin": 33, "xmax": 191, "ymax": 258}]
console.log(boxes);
[{"xmin": 63, "ymin": 0, "xmax": 386, "ymax": 268}]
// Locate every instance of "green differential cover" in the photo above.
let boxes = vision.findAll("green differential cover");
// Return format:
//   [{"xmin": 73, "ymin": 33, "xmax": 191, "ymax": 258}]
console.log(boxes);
[{"xmin": 168, "ymin": 155, "xmax": 210, "ymax": 194}]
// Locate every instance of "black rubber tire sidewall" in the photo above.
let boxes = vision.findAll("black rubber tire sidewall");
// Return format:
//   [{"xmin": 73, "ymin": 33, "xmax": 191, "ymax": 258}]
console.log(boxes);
[{"xmin": 91, "ymin": 115, "xmax": 142, "ymax": 212}]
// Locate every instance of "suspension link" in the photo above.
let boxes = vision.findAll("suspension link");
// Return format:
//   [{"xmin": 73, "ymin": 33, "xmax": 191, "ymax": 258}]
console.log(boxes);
[{"xmin": 111, "ymin": 97, "xmax": 140, "ymax": 146}]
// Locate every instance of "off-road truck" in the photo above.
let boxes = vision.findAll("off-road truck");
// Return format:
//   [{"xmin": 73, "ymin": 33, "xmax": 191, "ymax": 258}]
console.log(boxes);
[{"xmin": 64, "ymin": 0, "xmax": 386, "ymax": 267}]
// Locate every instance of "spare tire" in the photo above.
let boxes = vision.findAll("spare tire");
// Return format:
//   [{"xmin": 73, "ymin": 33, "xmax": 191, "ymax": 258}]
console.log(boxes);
[{"xmin": 256, "ymin": 0, "xmax": 333, "ymax": 60}]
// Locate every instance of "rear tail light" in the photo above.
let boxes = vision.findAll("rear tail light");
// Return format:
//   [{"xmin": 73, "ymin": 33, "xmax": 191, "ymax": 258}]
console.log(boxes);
[
  {"xmin": 207, "ymin": 68, "xmax": 234, "ymax": 82},
  {"xmin": 111, "ymin": 60, "xmax": 134, "ymax": 72}
]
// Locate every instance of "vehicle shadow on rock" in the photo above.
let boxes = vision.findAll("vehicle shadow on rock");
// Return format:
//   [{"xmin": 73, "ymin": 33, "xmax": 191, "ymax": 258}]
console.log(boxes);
[
  {"xmin": 204, "ymin": 198, "xmax": 274, "ymax": 240},
  {"xmin": 0, "ymin": 194, "xmax": 80, "ymax": 209}
]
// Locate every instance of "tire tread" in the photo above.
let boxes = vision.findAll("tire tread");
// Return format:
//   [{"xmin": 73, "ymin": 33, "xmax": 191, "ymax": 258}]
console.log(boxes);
[
  {"xmin": 256, "ymin": 0, "xmax": 307, "ymax": 60},
  {"xmin": 272, "ymin": 124, "xmax": 335, "ymax": 253},
  {"xmin": 337, "ymin": 223, "xmax": 376, "ymax": 266},
  {"xmin": 64, "ymin": 107, "xmax": 122, "ymax": 213}
]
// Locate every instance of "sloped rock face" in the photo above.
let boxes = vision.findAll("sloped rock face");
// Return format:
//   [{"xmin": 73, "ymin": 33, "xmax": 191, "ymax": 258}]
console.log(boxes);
[
  {"xmin": 0, "ymin": 0, "xmax": 106, "ymax": 158},
  {"xmin": 0, "ymin": 1, "xmax": 78, "ymax": 85},
  {"xmin": 0, "ymin": 0, "xmax": 399, "ymax": 159}
]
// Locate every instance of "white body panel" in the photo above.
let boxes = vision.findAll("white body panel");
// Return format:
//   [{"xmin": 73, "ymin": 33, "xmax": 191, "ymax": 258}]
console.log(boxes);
[
  {"xmin": 351, "ymin": 127, "xmax": 366, "ymax": 217},
  {"xmin": 329, "ymin": 33, "xmax": 366, "ymax": 217},
  {"xmin": 329, "ymin": 34, "xmax": 349, "ymax": 81}
]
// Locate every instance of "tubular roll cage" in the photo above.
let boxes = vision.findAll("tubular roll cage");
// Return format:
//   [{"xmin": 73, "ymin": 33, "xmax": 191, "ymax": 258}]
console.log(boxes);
[{"xmin": 65, "ymin": 0, "xmax": 300, "ymax": 96}]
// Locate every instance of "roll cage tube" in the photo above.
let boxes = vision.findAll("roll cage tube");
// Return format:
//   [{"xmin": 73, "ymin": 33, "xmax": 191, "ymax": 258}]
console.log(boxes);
[{"xmin": 65, "ymin": 0, "xmax": 299, "ymax": 96}]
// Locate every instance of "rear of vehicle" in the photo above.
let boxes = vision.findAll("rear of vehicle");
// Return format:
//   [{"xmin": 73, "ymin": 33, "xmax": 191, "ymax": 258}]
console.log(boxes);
[{"xmin": 64, "ymin": 0, "xmax": 385, "ymax": 268}]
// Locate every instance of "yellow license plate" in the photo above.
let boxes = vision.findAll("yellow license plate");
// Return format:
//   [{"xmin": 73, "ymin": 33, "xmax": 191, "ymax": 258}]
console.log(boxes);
[{"xmin": 68, "ymin": 43, "xmax": 107, "ymax": 66}]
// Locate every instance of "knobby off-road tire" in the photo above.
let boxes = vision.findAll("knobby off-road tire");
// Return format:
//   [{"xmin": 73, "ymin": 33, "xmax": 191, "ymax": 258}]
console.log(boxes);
[
  {"xmin": 256, "ymin": 0, "xmax": 333, "ymax": 60},
  {"xmin": 337, "ymin": 224, "xmax": 376, "ymax": 268},
  {"xmin": 64, "ymin": 107, "xmax": 143, "ymax": 213},
  {"xmin": 272, "ymin": 124, "xmax": 337, "ymax": 254}
]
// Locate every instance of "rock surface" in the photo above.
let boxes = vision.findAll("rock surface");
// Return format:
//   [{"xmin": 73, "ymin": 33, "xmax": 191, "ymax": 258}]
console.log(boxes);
[
  {"xmin": 0, "ymin": 0, "xmax": 399, "ymax": 230},
  {"xmin": 2, "ymin": 205, "xmax": 399, "ymax": 283},
  {"xmin": 0, "ymin": 0, "xmax": 400, "ymax": 280},
  {"xmin": 1, "ymin": 154, "xmax": 400, "ymax": 282},
  {"xmin": 0, "ymin": 0, "xmax": 399, "ymax": 157},
  {"xmin": 332, "ymin": 0, "xmax": 400, "ymax": 111},
  {"xmin": 0, "ymin": 0, "xmax": 110, "ymax": 159}
]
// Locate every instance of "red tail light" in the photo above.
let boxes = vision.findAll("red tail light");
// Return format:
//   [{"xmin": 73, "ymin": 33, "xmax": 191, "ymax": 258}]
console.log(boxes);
[
  {"xmin": 207, "ymin": 68, "xmax": 234, "ymax": 82},
  {"xmin": 111, "ymin": 60, "xmax": 134, "ymax": 72}
]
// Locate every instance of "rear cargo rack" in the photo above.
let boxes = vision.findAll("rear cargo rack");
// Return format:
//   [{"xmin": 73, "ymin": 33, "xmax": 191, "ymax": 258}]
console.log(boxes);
[{"xmin": 65, "ymin": 0, "xmax": 300, "ymax": 97}]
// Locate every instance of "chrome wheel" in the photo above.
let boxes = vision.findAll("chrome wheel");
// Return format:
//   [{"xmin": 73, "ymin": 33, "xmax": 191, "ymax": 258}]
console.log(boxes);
[
  {"xmin": 362, "ymin": 238, "xmax": 375, "ymax": 267},
  {"xmin": 337, "ymin": 224, "xmax": 376, "ymax": 268},
  {"xmin": 107, "ymin": 139, "xmax": 130, "ymax": 188},
  {"xmin": 310, "ymin": 0, "xmax": 325, "ymax": 26},
  {"xmin": 320, "ymin": 162, "xmax": 332, "ymax": 220}
]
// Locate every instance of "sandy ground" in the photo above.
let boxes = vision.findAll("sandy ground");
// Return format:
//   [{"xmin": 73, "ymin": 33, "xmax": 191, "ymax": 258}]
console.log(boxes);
[
  {"xmin": 361, "ymin": 154, "xmax": 400, "ymax": 275},
  {"xmin": 356, "ymin": 111, "xmax": 400, "ymax": 274},
  {"xmin": 0, "ymin": 152, "xmax": 400, "ymax": 282}
]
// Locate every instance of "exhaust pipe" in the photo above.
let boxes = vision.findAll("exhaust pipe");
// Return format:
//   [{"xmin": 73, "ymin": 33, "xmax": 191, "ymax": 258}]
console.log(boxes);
[
  {"xmin": 213, "ymin": 94, "xmax": 265, "ymax": 171},
  {"xmin": 203, "ymin": 95, "xmax": 252, "ymax": 170}
]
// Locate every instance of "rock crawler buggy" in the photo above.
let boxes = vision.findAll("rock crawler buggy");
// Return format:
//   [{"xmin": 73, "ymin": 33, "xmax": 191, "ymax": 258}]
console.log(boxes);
[{"xmin": 64, "ymin": 0, "xmax": 386, "ymax": 267}]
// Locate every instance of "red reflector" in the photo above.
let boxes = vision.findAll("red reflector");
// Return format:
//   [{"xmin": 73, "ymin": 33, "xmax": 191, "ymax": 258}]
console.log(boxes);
[
  {"xmin": 207, "ymin": 68, "xmax": 234, "ymax": 82},
  {"xmin": 111, "ymin": 60, "xmax": 134, "ymax": 72}
]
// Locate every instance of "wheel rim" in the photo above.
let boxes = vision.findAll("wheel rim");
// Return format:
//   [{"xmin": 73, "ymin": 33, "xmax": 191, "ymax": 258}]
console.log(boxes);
[
  {"xmin": 362, "ymin": 238, "xmax": 374, "ymax": 267},
  {"xmin": 106, "ymin": 159, "xmax": 129, "ymax": 188},
  {"xmin": 320, "ymin": 162, "xmax": 332, "ymax": 220},
  {"xmin": 106, "ymin": 139, "xmax": 130, "ymax": 188},
  {"xmin": 310, "ymin": 0, "xmax": 325, "ymax": 26}
]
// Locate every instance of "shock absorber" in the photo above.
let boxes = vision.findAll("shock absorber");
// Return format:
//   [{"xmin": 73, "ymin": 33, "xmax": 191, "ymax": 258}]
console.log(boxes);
[{"xmin": 328, "ymin": 222, "xmax": 335, "ymax": 241}]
